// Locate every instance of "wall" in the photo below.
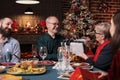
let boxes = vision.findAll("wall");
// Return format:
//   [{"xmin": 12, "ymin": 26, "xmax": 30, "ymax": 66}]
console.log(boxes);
[
  {"xmin": 0, "ymin": 0, "xmax": 120, "ymax": 25},
  {"xmin": 62, "ymin": 0, "xmax": 120, "ymax": 22},
  {"xmin": 90, "ymin": 0, "xmax": 120, "ymax": 22}
]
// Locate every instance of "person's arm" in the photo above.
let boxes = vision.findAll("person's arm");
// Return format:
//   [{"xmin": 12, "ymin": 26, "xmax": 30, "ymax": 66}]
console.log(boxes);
[
  {"xmin": 91, "ymin": 70, "xmax": 108, "ymax": 78},
  {"xmin": 86, "ymin": 44, "xmax": 113, "ymax": 71},
  {"xmin": 79, "ymin": 53, "xmax": 88, "ymax": 60},
  {"xmin": 11, "ymin": 40, "xmax": 21, "ymax": 62}
]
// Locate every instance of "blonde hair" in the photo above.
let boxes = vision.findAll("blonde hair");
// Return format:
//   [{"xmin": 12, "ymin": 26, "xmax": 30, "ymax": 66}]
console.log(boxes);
[{"xmin": 95, "ymin": 22, "xmax": 111, "ymax": 39}]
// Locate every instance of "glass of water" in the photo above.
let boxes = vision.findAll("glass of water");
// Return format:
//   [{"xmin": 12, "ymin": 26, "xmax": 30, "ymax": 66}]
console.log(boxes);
[
  {"xmin": 57, "ymin": 47, "xmax": 63, "ymax": 74},
  {"xmin": 4, "ymin": 49, "xmax": 11, "ymax": 68}
]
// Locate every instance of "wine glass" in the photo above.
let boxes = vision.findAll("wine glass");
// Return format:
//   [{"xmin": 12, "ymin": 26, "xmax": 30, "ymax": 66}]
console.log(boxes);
[
  {"xmin": 65, "ymin": 46, "xmax": 72, "ymax": 72},
  {"xmin": 39, "ymin": 46, "xmax": 47, "ymax": 66}
]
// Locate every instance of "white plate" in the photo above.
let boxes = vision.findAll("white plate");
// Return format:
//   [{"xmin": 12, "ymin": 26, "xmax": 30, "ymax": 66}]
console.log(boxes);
[
  {"xmin": 0, "ymin": 66, "xmax": 6, "ymax": 73},
  {"xmin": 38, "ymin": 60, "xmax": 56, "ymax": 65},
  {"xmin": 1, "ymin": 62, "xmax": 16, "ymax": 67},
  {"xmin": 58, "ymin": 75, "xmax": 69, "ymax": 80},
  {"xmin": 71, "ymin": 62, "xmax": 93, "ymax": 70}
]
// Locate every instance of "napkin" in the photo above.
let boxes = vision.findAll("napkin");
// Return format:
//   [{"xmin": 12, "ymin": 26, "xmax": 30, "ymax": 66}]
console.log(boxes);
[{"xmin": 53, "ymin": 58, "xmax": 74, "ymax": 73}]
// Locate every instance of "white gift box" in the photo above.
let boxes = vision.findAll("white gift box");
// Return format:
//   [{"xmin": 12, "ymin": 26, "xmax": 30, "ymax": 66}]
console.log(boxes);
[{"xmin": 70, "ymin": 41, "xmax": 84, "ymax": 56}]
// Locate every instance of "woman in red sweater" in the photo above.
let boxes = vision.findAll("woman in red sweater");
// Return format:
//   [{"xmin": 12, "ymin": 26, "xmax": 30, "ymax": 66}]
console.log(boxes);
[{"xmin": 94, "ymin": 9, "xmax": 120, "ymax": 80}]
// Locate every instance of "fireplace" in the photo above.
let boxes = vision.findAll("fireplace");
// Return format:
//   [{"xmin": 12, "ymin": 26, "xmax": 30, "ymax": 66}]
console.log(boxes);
[
  {"xmin": 12, "ymin": 34, "xmax": 40, "ymax": 58},
  {"xmin": 20, "ymin": 44, "xmax": 32, "ymax": 53}
]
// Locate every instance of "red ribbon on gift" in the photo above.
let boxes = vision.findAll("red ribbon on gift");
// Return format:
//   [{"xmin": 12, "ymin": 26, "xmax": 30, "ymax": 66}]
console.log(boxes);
[{"xmin": 70, "ymin": 67, "xmax": 84, "ymax": 80}]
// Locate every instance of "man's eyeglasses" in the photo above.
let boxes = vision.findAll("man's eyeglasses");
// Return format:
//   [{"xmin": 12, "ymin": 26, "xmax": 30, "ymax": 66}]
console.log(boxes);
[{"xmin": 48, "ymin": 22, "xmax": 60, "ymax": 26}]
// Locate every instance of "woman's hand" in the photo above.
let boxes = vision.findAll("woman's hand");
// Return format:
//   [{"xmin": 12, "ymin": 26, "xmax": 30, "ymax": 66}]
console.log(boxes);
[
  {"xmin": 79, "ymin": 52, "xmax": 88, "ymax": 60},
  {"xmin": 91, "ymin": 70, "xmax": 108, "ymax": 78}
]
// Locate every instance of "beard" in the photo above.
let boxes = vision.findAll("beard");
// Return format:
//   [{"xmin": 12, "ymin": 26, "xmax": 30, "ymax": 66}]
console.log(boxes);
[{"xmin": 0, "ymin": 28, "xmax": 12, "ymax": 37}]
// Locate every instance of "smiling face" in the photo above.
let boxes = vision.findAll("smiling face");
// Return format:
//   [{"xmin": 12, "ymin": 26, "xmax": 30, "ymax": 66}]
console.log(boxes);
[
  {"xmin": 0, "ymin": 18, "xmax": 13, "ymax": 37},
  {"xmin": 46, "ymin": 16, "xmax": 59, "ymax": 35}
]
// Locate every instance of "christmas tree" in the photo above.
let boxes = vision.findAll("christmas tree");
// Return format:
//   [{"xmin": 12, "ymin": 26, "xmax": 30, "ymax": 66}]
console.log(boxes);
[{"xmin": 60, "ymin": 0, "xmax": 96, "ymax": 39}]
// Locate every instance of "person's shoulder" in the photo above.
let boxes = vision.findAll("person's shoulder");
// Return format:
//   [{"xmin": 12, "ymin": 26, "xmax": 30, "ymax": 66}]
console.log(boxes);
[
  {"xmin": 55, "ymin": 34, "xmax": 65, "ymax": 39},
  {"xmin": 38, "ymin": 33, "xmax": 48, "ymax": 37},
  {"xmin": 38, "ymin": 33, "xmax": 50, "ymax": 41},
  {"xmin": 104, "ymin": 43, "xmax": 111, "ymax": 49},
  {"xmin": 9, "ymin": 37, "xmax": 19, "ymax": 43}
]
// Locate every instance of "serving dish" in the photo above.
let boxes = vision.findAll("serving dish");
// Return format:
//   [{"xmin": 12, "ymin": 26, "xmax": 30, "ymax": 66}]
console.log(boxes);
[{"xmin": 6, "ymin": 61, "xmax": 46, "ymax": 75}]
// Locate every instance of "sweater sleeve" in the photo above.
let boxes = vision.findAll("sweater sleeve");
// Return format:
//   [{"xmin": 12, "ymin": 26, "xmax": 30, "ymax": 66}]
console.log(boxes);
[{"xmin": 86, "ymin": 44, "xmax": 113, "ymax": 72}]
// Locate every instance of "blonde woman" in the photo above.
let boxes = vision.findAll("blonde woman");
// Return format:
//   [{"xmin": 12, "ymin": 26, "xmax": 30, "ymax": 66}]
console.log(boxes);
[{"xmin": 78, "ymin": 22, "xmax": 113, "ymax": 72}]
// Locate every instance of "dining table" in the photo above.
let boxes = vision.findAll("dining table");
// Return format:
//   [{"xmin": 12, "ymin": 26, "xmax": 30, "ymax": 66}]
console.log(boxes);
[
  {"xmin": 0, "ymin": 62, "xmax": 69, "ymax": 80},
  {"xmin": 0, "ymin": 61, "xmax": 106, "ymax": 80},
  {"xmin": 22, "ymin": 65, "xmax": 67, "ymax": 80}
]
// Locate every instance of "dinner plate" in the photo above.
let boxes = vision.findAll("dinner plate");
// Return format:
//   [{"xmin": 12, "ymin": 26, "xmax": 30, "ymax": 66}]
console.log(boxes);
[
  {"xmin": 38, "ymin": 60, "xmax": 56, "ymax": 65},
  {"xmin": 71, "ymin": 62, "xmax": 93, "ymax": 70},
  {"xmin": 0, "ymin": 66, "xmax": 6, "ymax": 73},
  {"xmin": 1, "ymin": 62, "xmax": 16, "ymax": 67},
  {"xmin": 58, "ymin": 75, "xmax": 69, "ymax": 80}
]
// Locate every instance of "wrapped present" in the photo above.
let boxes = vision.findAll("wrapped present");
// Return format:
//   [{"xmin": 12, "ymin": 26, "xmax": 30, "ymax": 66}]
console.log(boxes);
[{"xmin": 70, "ymin": 67, "xmax": 83, "ymax": 80}]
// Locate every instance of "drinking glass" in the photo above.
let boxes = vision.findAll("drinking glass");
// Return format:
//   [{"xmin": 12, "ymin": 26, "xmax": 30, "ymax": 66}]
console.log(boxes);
[
  {"xmin": 57, "ymin": 47, "xmax": 63, "ymax": 62},
  {"xmin": 4, "ymin": 49, "xmax": 11, "ymax": 68},
  {"xmin": 65, "ymin": 46, "xmax": 72, "ymax": 72},
  {"xmin": 57, "ymin": 47, "xmax": 63, "ymax": 74},
  {"xmin": 39, "ymin": 46, "xmax": 47, "ymax": 66},
  {"xmin": 0, "ymin": 50, "xmax": 3, "ymax": 63},
  {"xmin": 32, "ymin": 44, "xmax": 38, "ymax": 60},
  {"xmin": 32, "ymin": 44, "xmax": 39, "ymax": 65}
]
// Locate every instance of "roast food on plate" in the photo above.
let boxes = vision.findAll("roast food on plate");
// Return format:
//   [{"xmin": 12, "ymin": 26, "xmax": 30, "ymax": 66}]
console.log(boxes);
[{"xmin": 7, "ymin": 61, "xmax": 46, "ymax": 74}]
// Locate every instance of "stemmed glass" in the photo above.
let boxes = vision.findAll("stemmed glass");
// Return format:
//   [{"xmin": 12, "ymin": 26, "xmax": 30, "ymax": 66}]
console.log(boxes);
[
  {"xmin": 39, "ymin": 46, "xmax": 47, "ymax": 66},
  {"xmin": 65, "ymin": 46, "xmax": 72, "ymax": 72}
]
